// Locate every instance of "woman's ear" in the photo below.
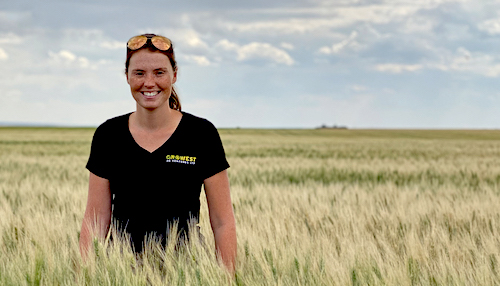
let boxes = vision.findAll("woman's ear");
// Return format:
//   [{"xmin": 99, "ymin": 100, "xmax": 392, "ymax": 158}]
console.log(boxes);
[{"xmin": 172, "ymin": 67, "xmax": 178, "ymax": 84}]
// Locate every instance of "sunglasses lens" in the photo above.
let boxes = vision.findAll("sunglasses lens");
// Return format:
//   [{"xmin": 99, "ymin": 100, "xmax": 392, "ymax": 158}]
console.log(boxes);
[
  {"xmin": 151, "ymin": 36, "xmax": 171, "ymax": 50},
  {"xmin": 127, "ymin": 35, "xmax": 172, "ymax": 51},
  {"xmin": 127, "ymin": 35, "xmax": 148, "ymax": 50}
]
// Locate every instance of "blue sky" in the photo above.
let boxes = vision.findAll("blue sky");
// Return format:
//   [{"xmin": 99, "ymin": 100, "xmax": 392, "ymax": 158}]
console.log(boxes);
[{"xmin": 0, "ymin": 0, "xmax": 499, "ymax": 128}]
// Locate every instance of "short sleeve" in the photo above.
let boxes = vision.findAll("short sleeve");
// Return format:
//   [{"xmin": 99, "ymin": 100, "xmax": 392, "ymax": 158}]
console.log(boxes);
[
  {"xmin": 86, "ymin": 123, "xmax": 112, "ymax": 179},
  {"xmin": 199, "ymin": 120, "xmax": 230, "ymax": 180}
]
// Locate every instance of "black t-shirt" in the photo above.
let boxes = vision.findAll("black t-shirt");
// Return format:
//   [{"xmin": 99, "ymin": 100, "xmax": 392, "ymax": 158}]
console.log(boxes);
[{"xmin": 86, "ymin": 112, "xmax": 229, "ymax": 250}]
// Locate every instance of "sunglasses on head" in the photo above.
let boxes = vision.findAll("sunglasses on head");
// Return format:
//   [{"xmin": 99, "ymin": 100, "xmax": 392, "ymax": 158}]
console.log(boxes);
[{"xmin": 127, "ymin": 34, "xmax": 172, "ymax": 51}]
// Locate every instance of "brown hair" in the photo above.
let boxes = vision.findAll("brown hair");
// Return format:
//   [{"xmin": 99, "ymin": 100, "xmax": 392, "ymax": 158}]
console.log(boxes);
[{"xmin": 125, "ymin": 34, "xmax": 181, "ymax": 111}]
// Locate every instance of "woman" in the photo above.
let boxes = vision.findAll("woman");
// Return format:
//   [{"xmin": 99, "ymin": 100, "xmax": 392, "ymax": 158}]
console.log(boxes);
[{"xmin": 79, "ymin": 34, "xmax": 236, "ymax": 272}]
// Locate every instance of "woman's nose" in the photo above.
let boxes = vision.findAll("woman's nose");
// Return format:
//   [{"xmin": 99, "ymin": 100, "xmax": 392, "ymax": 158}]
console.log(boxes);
[{"xmin": 144, "ymin": 73, "xmax": 155, "ymax": 87}]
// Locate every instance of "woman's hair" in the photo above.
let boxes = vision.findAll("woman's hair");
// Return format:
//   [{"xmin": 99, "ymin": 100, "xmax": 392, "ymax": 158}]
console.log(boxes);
[{"xmin": 125, "ymin": 34, "xmax": 181, "ymax": 111}]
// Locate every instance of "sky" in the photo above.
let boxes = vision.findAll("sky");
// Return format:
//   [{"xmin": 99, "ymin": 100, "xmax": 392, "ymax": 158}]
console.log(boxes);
[{"xmin": 0, "ymin": 0, "xmax": 500, "ymax": 128}]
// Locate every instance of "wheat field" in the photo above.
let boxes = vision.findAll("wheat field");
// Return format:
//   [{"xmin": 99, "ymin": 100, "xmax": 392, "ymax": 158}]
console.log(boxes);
[{"xmin": 0, "ymin": 127, "xmax": 499, "ymax": 285}]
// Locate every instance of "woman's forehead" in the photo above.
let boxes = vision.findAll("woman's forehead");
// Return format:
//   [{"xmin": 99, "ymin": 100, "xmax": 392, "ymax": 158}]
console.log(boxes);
[{"xmin": 129, "ymin": 49, "xmax": 172, "ymax": 69}]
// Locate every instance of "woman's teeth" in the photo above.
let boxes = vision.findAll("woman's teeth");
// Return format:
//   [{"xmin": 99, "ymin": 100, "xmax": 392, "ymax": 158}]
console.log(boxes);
[{"xmin": 143, "ymin": 91, "xmax": 159, "ymax": 97}]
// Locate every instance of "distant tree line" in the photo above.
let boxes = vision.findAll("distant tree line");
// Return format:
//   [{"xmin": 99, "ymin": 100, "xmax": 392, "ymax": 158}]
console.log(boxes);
[{"xmin": 316, "ymin": 124, "xmax": 348, "ymax": 129}]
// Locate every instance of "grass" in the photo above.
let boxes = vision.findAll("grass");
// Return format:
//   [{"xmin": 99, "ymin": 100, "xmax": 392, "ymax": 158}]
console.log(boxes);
[{"xmin": 0, "ymin": 127, "xmax": 499, "ymax": 285}]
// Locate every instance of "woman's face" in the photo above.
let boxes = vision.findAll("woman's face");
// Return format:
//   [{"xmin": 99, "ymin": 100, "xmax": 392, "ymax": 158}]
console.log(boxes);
[{"xmin": 126, "ymin": 49, "xmax": 177, "ymax": 111}]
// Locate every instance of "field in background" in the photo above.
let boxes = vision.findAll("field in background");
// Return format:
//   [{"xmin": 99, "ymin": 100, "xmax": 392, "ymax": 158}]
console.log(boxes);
[{"xmin": 1, "ymin": 127, "xmax": 500, "ymax": 285}]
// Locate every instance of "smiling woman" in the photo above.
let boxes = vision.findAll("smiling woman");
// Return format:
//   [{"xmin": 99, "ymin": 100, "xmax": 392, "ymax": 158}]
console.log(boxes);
[{"xmin": 78, "ymin": 34, "xmax": 237, "ymax": 273}]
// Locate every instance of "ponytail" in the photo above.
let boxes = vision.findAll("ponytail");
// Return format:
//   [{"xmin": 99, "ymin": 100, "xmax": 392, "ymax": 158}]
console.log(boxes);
[{"xmin": 169, "ymin": 86, "xmax": 181, "ymax": 111}]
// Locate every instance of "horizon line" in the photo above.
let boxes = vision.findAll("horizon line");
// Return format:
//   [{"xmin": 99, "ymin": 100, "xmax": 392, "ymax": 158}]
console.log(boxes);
[{"xmin": 0, "ymin": 122, "xmax": 499, "ymax": 131}]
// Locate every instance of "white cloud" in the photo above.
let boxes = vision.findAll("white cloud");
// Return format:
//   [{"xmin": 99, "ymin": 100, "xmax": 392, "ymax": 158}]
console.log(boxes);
[
  {"xmin": 0, "ymin": 48, "xmax": 8, "ymax": 60},
  {"xmin": 217, "ymin": 39, "xmax": 294, "ymax": 65},
  {"xmin": 183, "ymin": 55, "xmax": 211, "ymax": 66},
  {"xmin": 237, "ymin": 42, "xmax": 294, "ymax": 65},
  {"xmin": 438, "ymin": 47, "xmax": 500, "ymax": 77},
  {"xmin": 99, "ymin": 40, "xmax": 124, "ymax": 49},
  {"xmin": 280, "ymin": 42, "xmax": 294, "ymax": 50},
  {"xmin": 185, "ymin": 33, "xmax": 208, "ymax": 49},
  {"xmin": 350, "ymin": 85, "xmax": 367, "ymax": 92},
  {"xmin": 319, "ymin": 31, "xmax": 359, "ymax": 54},
  {"xmin": 48, "ymin": 50, "xmax": 92, "ymax": 68},
  {"xmin": 216, "ymin": 39, "xmax": 239, "ymax": 51},
  {"xmin": 374, "ymin": 47, "xmax": 500, "ymax": 77},
  {"xmin": 0, "ymin": 32, "xmax": 23, "ymax": 44},
  {"xmin": 318, "ymin": 47, "xmax": 332, "ymax": 54},
  {"xmin": 54, "ymin": 50, "xmax": 76, "ymax": 61},
  {"xmin": 152, "ymin": 28, "xmax": 209, "ymax": 50},
  {"xmin": 375, "ymin": 63, "xmax": 424, "ymax": 73},
  {"xmin": 223, "ymin": 5, "xmax": 422, "ymax": 34},
  {"xmin": 399, "ymin": 15, "xmax": 436, "ymax": 34},
  {"xmin": 225, "ymin": 18, "xmax": 336, "ymax": 34},
  {"xmin": 478, "ymin": 18, "xmax": 500, "ymax": 35}
]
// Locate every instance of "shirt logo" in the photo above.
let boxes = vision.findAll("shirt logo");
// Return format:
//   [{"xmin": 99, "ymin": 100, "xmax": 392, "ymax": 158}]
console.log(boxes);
[{"xmin": 166, "ymin": 155, "xmax": 197, "ymax": 165}]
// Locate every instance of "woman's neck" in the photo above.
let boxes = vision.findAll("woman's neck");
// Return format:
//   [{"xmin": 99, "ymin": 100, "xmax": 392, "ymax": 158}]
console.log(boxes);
[{"xmin": 132, "ymin": 105, "xmax": 180, "ymax": 132}]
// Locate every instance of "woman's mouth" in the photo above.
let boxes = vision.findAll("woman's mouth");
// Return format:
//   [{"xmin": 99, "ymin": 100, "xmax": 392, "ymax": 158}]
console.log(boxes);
[{"xmin": 142, "ymin": 91, "xmax": 160, "ymax": 98}]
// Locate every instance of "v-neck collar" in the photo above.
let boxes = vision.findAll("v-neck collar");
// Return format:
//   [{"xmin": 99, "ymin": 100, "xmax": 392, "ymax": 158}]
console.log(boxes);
[{"xmin": 126, "ymin": 112, "xmax": 185, "ymax": 154}]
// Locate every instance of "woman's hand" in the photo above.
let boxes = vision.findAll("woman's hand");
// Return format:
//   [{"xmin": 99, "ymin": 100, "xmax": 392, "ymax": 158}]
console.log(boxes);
[
  {"xmin": 79, "ymin": 172, "xmax": 112, "ymax": 260},
  {"xmin": 204, "ymin": 169, "xmax": 237, "ymax": 274}
]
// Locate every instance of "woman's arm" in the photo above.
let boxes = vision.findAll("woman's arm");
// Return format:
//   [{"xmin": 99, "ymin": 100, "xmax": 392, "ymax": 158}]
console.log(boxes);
[
  {"xmin": 79, "ymin": 172, "xmax": 112, "ymax": 259},
  {"xmin": 204, "ymin": 169, "xmax": 237, "ymax": 273}
]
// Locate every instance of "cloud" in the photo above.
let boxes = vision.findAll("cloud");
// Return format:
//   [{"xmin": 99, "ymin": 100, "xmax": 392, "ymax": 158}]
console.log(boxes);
[
  {"xmin": 0, "ymin": 32, "xmax": 23, "ymax": 44},
  {"xmin": 152, "ymin": 28, "xmax": 209, "ymax": 50},
  {"xmin": 0, "ymin": 48, "xmax": 8, "ymax": 60},
  {"xmin": 319, "ymin": 31, "xmax": 359, "ymax": 54},
  {"xmin": 399, "ymin": 15, "xmax": 437, "ymax": 34},
  {"xmin": 350, "ymin": 85, "xmax": 367, "ymax": 92},
  {"xmin": 99, "ymin": 40, "xmax": 124, "ymax": 49},
  {"xmin": 477, "ymin": 18, "xmax": 500, "ymax": 35},
  {"xmin": 221, "ymin": 5, "xmax": 422, "ymax": 34},
  {"xmin": 436, "ymin": 47, "xmax": 500, "ymax": 77},
  {"xmin": 217, "ymin": 39, "xmax": 294, "ymax": 65},
  {"xmin": 225, "ymin": 18, "xmax": 339, "ymax": 34},
  {"xmin": 48, "ymin": 50, "xmax": 91, "ymax": 68},
  {"xmin": 280, "ymin": 42, "xmax": 294, "ymax": 50},
  {"xmin": 375, "ymin": 63, "xmax": 424, "ymax": 73},
  {"xmin": 237, "ymin": 43, "xmax": 294, "ymax": 65},
  {"xmin": 184, "ymin": 32, "xmax": 209, "ymax": 49},
  {"xmin": 183, "ymin": 55, "xmax": 211, "ymax": 66},
  {"xmin": 217, "ymin": 39, "xmax": 239, "ymax": 51},
  {"xmin": 373, "ymin": 47, "xmax": 500, "ymax": 77}
]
